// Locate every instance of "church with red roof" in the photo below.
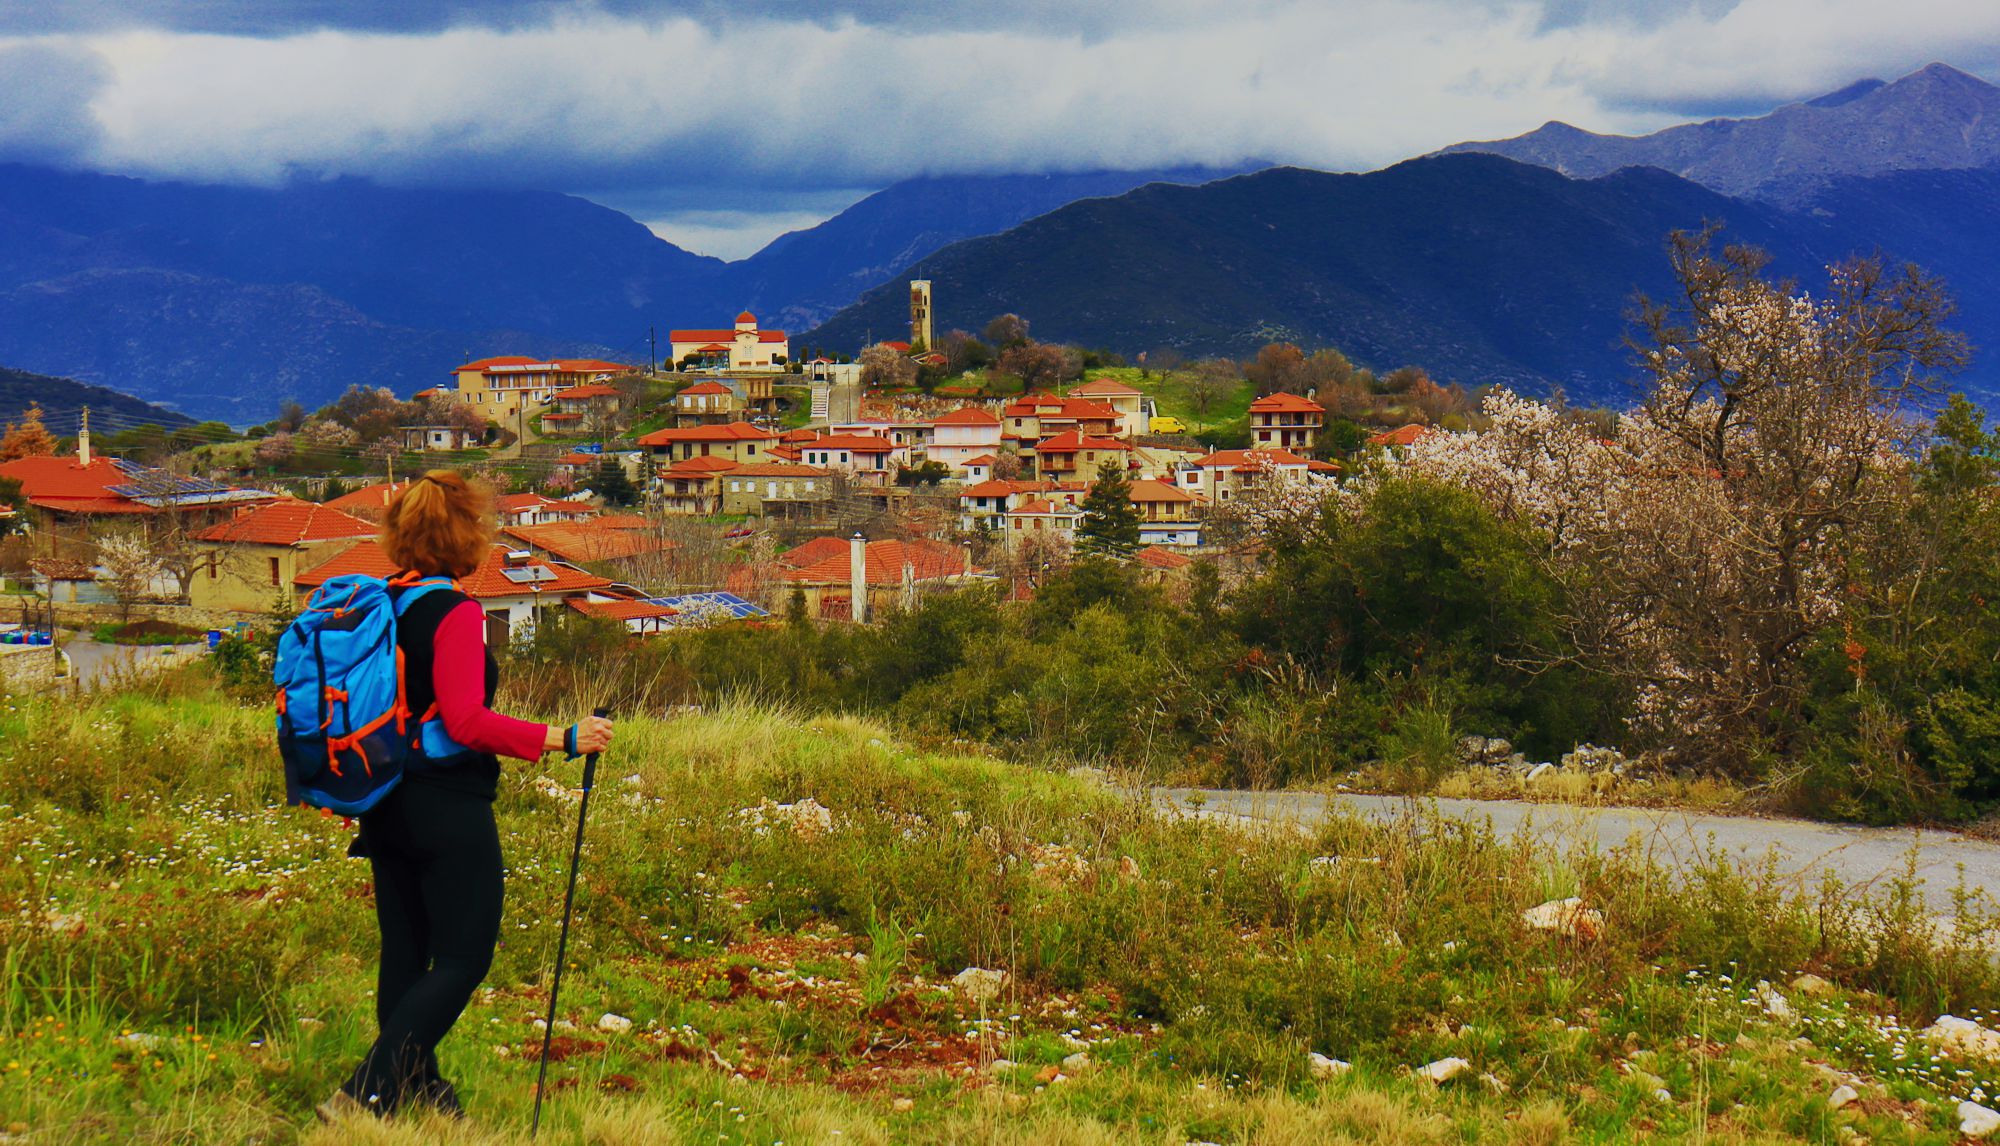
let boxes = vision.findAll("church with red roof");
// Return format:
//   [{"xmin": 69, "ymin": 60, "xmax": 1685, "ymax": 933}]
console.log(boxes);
[{"xmin": 668, "ymin": 311, "xmax": 789, "ymax": 373}]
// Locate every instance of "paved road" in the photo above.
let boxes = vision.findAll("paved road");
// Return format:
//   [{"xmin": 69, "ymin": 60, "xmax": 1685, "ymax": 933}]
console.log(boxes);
[{"xmin": 1154, "ymin": 788, "xmax": 2000, "ymax": 919}]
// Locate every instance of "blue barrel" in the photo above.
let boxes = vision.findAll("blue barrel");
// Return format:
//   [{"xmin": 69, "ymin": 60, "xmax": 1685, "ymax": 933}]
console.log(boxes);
[{"xmin": 207, "ymin": 630, "xmax": 222, "ymax": 649}]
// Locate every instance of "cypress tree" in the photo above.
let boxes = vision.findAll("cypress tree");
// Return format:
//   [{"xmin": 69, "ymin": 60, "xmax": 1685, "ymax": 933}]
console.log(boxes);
[{"xmin": 1077, "ymin": 460, "xmax": 1141, "ymax": 557}]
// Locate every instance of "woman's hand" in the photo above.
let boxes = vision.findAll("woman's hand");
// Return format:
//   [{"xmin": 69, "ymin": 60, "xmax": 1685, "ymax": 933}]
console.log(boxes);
[{"xmin": 543, "ymin": 715, "xmax": 615, "ymax": 757}]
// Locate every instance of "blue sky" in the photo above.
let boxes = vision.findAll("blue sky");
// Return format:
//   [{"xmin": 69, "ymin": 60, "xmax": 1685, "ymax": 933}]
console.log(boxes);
[{"xmin": 1, "ymin": 0, "xmax": 1995, "ymax": 257}]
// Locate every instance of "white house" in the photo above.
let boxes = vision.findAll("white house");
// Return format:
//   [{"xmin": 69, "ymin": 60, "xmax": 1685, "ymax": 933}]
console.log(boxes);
[{"xmin": 927, "ymin": 407, "xmax": 1004, "ymax": 474}]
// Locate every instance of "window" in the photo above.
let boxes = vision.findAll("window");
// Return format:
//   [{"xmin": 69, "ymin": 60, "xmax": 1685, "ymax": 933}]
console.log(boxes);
[
  {"xmin": 840, "ymin": 452, "xmax": 850, "ymax": 464},
  {"xmin": 207, "ymin": 555, "xmax": 218, "ymax": 580},
  {"xmin": 268, "ymin": 556, "xmax": 282, "ymax": 586},
  {"xmin": 747, "ymin": 444, "xmax": 757, "ymax": 456},
  {"xmin": 729, "ymin": 480, "xmax": 740, "ymax": 492},
  {"xmin": 1258, "ymin": 430, "xmax": 1271, "ymax": 442}
]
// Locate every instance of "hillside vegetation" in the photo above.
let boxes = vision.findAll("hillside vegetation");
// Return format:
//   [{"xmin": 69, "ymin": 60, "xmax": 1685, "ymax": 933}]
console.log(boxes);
[{"xmin": 3, "ymin": 669, "xmax": 2000, "ymax": 1142}]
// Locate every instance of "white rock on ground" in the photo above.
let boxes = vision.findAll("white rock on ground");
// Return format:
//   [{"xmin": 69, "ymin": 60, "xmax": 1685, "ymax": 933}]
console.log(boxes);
[
  {"xmin": 1521, "ymin": 898, "xmax": 1605, "ymax": 941},
  {"xmin": 1308, "ymin": 1052, "xmax": 1352, "ymax": 1078},
  {"xmin": 1829, "ymin": 1084, "xmax": 1858, "ymax": 1110},
  {"xmin": 1525, "ymin": 762, "xmax": 1556, "ymax": 782},
  {"xmin": 1790, "ymin": 973, "xmax": 1835, "ymax": 996},
  {"xmin": 1926, "ymin": 1015, "xmax": 2000, "ymax": 1061},
  {"xmin": 1061, "ymin": 1052, "xmax": 1092, "ymax": 1074},
  {"xmin": 1961, "ymin": 1100, "xmax": 2000, "ymax": 1138},
  {"xmin": 985, "ymin": 1058, "xmax": 1016, "ymax": 1075},
  {"xmin": 1755, "ymin": 981, "xmax": 1792, "ymax": 1019},
  {"xmin": 953, "ymin": 967, "xmax": 1008, "ymax": 1001},
  {"xmin": 596, "ymin": 1013, "xmax": 633, "ymax": 1034},
  {"xmin": 1417, "ymin": 1057, "xmax": 1471, "ymax": 1084}
]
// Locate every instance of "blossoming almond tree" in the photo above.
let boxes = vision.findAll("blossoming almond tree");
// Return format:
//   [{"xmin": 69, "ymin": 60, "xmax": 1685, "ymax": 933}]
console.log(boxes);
[{"xmin": 1375, "ymin": 231, "xmax": 1967, "ymax": 772}]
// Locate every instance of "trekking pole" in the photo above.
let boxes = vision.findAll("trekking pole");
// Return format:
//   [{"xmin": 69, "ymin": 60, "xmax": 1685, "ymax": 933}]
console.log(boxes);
[{"xmin": 532, "ymin": 706, "xmax": 611, "ymax": 1138}]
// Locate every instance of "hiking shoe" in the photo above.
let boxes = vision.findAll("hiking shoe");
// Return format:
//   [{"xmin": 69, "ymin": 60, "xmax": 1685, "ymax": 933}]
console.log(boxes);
[
  {"xmin": 314, "ymin": 1089, "xmax": 381, "ymax": 1123},
  {"xmin": 413, "ymin": 1075, "xmax": 465, "ymax": 1119}
]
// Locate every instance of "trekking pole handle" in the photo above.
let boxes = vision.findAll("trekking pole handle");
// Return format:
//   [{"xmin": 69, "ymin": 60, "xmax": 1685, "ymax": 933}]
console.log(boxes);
[{"xmin": 579, "ymin": 706, "xmax": 611, "ymax": 791}]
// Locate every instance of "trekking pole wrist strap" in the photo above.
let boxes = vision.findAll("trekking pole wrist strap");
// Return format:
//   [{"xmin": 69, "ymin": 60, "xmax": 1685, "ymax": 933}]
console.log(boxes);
[{"xmin": 564, "ymin": 724, "xmax": 580, "ymax": 759}]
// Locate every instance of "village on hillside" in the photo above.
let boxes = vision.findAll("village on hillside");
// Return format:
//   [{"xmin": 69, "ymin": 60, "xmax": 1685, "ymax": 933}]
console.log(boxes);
[{"xmin": 0, "ymin": 280, "xmax": 1458, "ymax": 663}]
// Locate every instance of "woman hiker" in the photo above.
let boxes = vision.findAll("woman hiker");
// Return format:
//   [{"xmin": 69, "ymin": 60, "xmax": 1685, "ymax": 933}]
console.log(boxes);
[{"xmin": 318, "ymin": 470, "xmax": 614, "ymax": 1121}]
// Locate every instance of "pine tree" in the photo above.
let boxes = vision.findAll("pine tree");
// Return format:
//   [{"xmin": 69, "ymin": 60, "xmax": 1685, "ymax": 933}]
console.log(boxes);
[
  {"xmin": 1077, "ymin": 460, "xmax": 1141, "ymax": 557},
  {"xmin": 593, "ymin": 457, "xmax": 638, "ymax": 507},
  {"xmin": 0, "ymin": 404, "xmax": 59, "ymax": 462}
]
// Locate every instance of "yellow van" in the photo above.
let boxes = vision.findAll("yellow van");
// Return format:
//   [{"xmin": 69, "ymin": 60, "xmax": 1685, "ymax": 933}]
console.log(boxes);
[{"xmin": 1149, "ymin": 415, "xmax": 1188, "ymax": 435}]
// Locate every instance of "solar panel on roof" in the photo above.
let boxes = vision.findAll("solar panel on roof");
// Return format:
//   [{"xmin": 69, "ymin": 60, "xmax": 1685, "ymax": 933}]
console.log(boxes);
[
  {"xmin": 641, "ymin": 591, "xmax": 770, "ymax": 625},
  {"xmin": 499, "ymin": 566, "xmax": 558, "ymax": 584}
]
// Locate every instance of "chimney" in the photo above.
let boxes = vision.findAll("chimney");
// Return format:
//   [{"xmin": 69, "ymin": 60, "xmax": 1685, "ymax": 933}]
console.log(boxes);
[
  {"xmin": 77, "ymin": 406, "xmax": 91, "ymax": 466},
  {"xmin": 849, "ymin": 532, "xmax": 868, "ymax": 624}
]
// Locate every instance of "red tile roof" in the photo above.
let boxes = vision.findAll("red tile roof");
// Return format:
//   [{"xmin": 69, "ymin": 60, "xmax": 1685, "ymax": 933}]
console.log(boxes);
[
  {"xmin": 496, "ymin": 493, "xmax": 594, "ymax": 518},
  {"xmin": 1035, "ymin": 431, "xmax": 1132, "ymax": 452},
  {"xmin": 1135, "ymin": 546, "xmax": 1194, "ymax": 570},
  {"xmin": 806, "ymin": 434, "xmax": 897, "ymax": 453},
  {"xmin": 1368, "ymin": 423, "xmax": 1435, "ymax": 447},
  {"xmin": 593, "ymin": 513, "xmax": 651, "ymax": 530},
  {"xmin": 962, "ymin": 454, "xmax": 998, "ymax": 466},
  {"xmin": 1071, "ymin": 377, "xmax": 1143, "ymax": 396},
  {"xmin": 555, "ymin": 452, "xmax": 600, "ymax": 466},
  {"xmin": 454, "ymin": 355, "xmax": 540, "ymax": 372},
  {"xmin": 1128, "ymin": 479, "xmax": 1195, "ymax": 503},
  {"xmin": 933, "ymin": 406, "xmax": 1002, "ymax": 426},
  {"xmin": 0, "ymin": 455, "xmax": 149, "ymax": 514},
  {"xmin": 1003, "ymin": 396, "xmax": 1121, "ymax": 421},
  {"xmin": 678, "ymin": 380, "xmax": 734, "ymax": 396},
  {"xmin": 729, "ymin": 463, "xmax": 827, "ymax": 478},
  {"xmin": 1191, "ymin": 447, "xmax": 1313, "ymax": 470},
  {"xmin": 879, "ymin": 341, "xmax": 912, "ymax": 353},
  {"xmin": 671, "ymin": 329, "xmax": 787, "ymax": 344},
  {"xmin": 502, "ymin": 521, "xmax": 672, "ymax": 563},
  {"xmin": 768, "ymin": 445, "xmax": 803, "ymax": 462},
  {"xmin": 195, "ymin": 499, "xmax": 377, "ymax": 545},
  {"xmin": 1011, "ymin": 498, "xmax": 1081, "ymax": 516},
  {"xmin": 779, "ymin": 429, "xmax": 821, "ymax": 443},
  {"xmin": 663, "ymin": 456, "xmax": 740, "ymax": 475},
  {"xmin": 1249, "ymin": 392, "xmax": 1325, "ymax": 413},
  {"xmin": 555, "ymin": 383, "xmax": 621, "ymax": 399},
  {"xmin": 566, "ymin": 597, "xmax": 679, "ymax": 621},
  {"xmin": 637, "ymin": 422, "xmax": 777, "ymax": 446},
  {"xmin": 541, "ymin": 412, "xmax": 583, "ymax": 421},
  {"xmin": 295, "ymin": 541, "xmax": 612, "ymax": 598},
  {"xmin": 454, "ymin": 356, "xmax": 631, "ymax": 374},
  {"xmin": 778, "ymin": 536, "xmax": 851, "ymax": 568},
  {"xmin": 736, "ymin": 311, "xmax": 757, "ymax": 323},
  {"xmin": 785, "ymin": 539, "xmax": 981, "ymax": 586}
]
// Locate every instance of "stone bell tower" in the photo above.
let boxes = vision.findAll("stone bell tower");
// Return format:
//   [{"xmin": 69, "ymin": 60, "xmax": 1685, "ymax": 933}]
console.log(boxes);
[{"xmin": 909, "ymin": 280, "xmax": 933, "ymax": 350}]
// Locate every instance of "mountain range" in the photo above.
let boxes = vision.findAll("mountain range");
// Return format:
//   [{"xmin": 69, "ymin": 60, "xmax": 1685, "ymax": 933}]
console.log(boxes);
[
  {"xmin": 0, "ymin": 163, "xmax": 1241, "ymax": 421},
  {"xmin": 2, "ymin": 62, "xmax": 1997, "ymax": 419},
  {"xmin": 804, "ymin": 155, "xmax": 2000, "ymax": 406},
  {"xmin": 1439, "ymin": 63, "xmax": 2000, "ymax": 204},
  {"xmin": 0, "ymin": 364, "xmax": 190, "ymax": 436}
]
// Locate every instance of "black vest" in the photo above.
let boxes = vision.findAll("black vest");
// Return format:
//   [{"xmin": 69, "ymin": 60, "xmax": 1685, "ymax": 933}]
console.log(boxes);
[{"xmin": 394, "ymin": 584, "xmax": 502, "ymax": 800}]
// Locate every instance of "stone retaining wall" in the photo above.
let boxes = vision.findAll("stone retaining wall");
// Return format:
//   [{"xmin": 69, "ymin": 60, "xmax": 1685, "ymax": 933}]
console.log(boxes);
[
  {"xmin": 0, "ymin": 643, "xmax": 70, "ymax": 692},
  {"xmin": 1, "ymin": 595, "xmax": 270, "ymax": 634}
]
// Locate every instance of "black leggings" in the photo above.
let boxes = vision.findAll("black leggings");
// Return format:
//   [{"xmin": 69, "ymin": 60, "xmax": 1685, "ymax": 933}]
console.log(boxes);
[{"xmin": 343, "ymin": 780, "xmax": 504, "ymax": 1111}]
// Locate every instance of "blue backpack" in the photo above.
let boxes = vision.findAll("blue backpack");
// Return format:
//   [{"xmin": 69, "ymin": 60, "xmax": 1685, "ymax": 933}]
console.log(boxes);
[{"xmin": 274, "ymin": 573, "xmax": 473, "ymax": 816}]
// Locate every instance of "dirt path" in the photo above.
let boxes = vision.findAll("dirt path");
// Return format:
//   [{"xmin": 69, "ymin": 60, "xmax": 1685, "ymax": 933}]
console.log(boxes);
[{"xmin": 1154, "ymin": 787, "xmax": 2000, "ymax": 918}]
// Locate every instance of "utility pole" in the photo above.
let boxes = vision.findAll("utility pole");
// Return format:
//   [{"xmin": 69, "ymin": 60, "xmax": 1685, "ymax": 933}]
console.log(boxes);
[{"xmin": 648, "ymin": 325, "xmax": 657, "ymax": 376}]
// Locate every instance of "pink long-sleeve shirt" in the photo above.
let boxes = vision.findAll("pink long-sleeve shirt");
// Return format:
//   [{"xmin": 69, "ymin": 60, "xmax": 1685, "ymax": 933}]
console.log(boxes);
[{"xmin": 432, "ymin": 600, "xmax": 549, "ymax": 762}]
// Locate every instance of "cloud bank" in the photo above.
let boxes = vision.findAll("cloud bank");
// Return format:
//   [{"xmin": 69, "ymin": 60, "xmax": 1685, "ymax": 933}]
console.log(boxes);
[{"xmin": 1, "ymin": 0, "xmax": 1994, "ymax": 255}]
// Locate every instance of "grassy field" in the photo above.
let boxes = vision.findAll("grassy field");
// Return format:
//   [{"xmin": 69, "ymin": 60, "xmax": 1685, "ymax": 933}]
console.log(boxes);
[
  {"xmin": 1081, "ymin": 366, "xmax": 1254, "ymax": 440},
  {"xmin": 3, "ymin": 670, "xmax": 2000, "ymax": 1143}
]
